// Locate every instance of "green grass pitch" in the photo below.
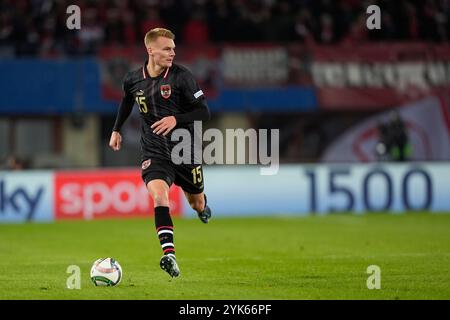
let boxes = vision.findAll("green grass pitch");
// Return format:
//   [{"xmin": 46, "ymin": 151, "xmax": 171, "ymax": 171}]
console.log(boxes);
[{"xmin": 0, "ymin": 213, "xmax": 449, "ymax": 299}]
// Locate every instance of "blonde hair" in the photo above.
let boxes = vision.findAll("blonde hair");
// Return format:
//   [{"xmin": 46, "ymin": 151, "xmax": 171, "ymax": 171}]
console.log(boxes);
[{"xmin": 144, "ymin": 28, "xmax": 175, "ymax": 47}]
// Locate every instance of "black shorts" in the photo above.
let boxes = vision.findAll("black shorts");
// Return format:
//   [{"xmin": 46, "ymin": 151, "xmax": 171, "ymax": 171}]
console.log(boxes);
[{"xmin": 141, "ymin": 158, "xmax": 204, "ymax": 194}]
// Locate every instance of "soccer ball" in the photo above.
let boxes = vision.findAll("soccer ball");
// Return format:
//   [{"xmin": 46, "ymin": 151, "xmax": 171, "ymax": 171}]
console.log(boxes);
[{"xmin": 90, "ymin": 258, "xmax": 122, "ymax": 286}]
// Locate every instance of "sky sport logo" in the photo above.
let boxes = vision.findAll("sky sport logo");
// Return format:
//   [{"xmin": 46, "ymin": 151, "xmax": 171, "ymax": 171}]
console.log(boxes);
[{"xmin": 170, "ymin": 121, "xmax": 279, "ymax": 175}]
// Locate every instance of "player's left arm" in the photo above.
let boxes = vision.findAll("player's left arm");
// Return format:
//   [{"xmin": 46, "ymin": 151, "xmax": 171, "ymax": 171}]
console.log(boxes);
[{"xmin": 152, "ymin": 70, "xmax": 210, "ymax": 136}]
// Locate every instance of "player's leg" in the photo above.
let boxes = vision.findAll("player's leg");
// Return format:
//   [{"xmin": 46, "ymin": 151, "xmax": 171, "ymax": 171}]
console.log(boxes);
[
  {"xmin": 146, "ymin": 179, "xmax": 174, "ymax": 257},
  {"xmin": 184, "ymin": 191, "xmax": 211, "ymax": 224},
  {"xmin": 146, "ymin": 179, "xmax": 180, "ymax": 277},
  {"xmin": 173, "ymin": 163, "xmax": 212, "ymax": 223},
  {"xmin": 142, "ymin": 162, "xmax": 179, "ymax": 277},
  {"xmin": 184, "ymin": 191, "xmax": 205, "ymax": 212}
]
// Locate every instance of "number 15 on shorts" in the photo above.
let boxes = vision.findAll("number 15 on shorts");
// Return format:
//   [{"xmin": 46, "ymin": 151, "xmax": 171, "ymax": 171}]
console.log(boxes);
[{"xmin": 191, "ymin": 166, "xmax": 203, "ymax": 185}]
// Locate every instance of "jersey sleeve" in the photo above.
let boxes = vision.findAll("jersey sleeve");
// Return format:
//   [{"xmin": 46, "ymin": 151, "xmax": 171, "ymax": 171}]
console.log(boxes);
[
  {"xmin": 112, "ymin": 73, "xmax": 135, "ymax": 132},
  {"xmin": 179, "ymin": 69, "xmax": 206, "ymax": 105},
  {"xmin": 174, "ymin": 69, "xmax": 210, "ymax": 124}
]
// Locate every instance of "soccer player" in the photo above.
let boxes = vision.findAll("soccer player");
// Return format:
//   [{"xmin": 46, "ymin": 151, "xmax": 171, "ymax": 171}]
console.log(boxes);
[{"xmin": 109, "ymin": 28, "xmax": 212, "ymax": 278}]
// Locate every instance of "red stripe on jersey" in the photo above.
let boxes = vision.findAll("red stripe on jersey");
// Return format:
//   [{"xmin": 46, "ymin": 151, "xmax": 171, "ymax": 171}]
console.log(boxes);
[
  {"xmin": 142, "ymin": 66, "xmax": 146, "ymax": 79},
  {"xmin": 156, "ymin": 225, "xmax": 174, "ymax": 232},
  {"xmin": 163, "ymin": 67, "xmax": 170, "ymax": 79}
]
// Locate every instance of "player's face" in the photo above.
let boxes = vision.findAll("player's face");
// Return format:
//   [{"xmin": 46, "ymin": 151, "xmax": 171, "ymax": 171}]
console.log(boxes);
[{"xmin": 148, "ymin": 36, "xmax": 176, "ymax": 68}]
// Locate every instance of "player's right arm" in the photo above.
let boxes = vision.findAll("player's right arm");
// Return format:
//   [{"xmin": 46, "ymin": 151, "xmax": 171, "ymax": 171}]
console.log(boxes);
[{"xmin": 109, "ymin": 74, "xmax": 134, "ymax": 151}]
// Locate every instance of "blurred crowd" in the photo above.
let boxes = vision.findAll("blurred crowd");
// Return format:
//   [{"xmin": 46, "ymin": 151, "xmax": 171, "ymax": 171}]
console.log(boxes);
[{"xmin": 0, "ymin": 0, "xmax": 449, "ymax": 56}]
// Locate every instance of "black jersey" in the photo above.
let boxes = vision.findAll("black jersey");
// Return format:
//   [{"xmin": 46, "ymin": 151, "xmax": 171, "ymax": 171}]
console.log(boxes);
[{"xmin": 113, "ymin": 61, "xmax": 210, "ymax": 164}]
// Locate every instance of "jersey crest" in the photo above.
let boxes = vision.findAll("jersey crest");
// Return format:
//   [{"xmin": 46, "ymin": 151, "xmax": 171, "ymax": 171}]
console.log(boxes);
[
  {"xmin": 160, "ymin": 84, "xmax": 171, "ymax": 99},
  {"xmin": 141, "ymin": 159, "xmax": 151, "ymax": 170}
]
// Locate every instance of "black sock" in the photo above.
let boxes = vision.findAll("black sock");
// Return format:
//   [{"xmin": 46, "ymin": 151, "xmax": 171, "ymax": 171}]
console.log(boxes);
[{"xmin": 154, "ymin": 206, "xmax": 175, "ymax": 258}]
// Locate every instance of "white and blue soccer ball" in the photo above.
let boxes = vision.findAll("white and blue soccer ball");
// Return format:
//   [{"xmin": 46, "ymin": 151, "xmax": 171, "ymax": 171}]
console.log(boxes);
[{"xmin": 90, "ymin": 258, "xmax": 122, "ymax": 286}]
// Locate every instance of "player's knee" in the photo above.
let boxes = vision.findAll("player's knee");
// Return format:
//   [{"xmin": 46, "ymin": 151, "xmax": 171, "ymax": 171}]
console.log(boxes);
[{"xmin": 151, "ymin": 191, "xmax": 169, "ymax": 207}]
